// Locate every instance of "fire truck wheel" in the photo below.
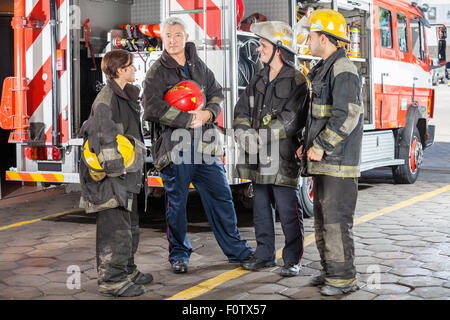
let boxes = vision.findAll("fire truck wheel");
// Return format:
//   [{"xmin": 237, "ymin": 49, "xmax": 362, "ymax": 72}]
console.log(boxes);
[
  {"xmin": 392, "ymin": 127, "xmax": 423, "ymax": 184},
  {"xmin": 299, "ymin": 177, "xmax": 314, "ymax": 218}
]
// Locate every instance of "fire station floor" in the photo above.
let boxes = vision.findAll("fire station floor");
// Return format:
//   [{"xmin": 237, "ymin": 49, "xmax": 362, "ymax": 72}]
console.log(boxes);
[
  {"xmin": 0, "ymin": 141, "xmax": 449, "ymax": 301},
  {"xmin": 0, "ymin": 85, "xmax": 449, "ymax": 301}
]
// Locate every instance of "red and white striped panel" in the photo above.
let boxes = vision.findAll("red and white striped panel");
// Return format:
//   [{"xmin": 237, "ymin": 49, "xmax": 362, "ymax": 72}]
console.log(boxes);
[
  {"xmin": 25, "ymin": 0, "xmax": 69, "ymax": 144},
  {"xmin": 171, "ymin": 0, "xmax": 223, "ymax": 49}
]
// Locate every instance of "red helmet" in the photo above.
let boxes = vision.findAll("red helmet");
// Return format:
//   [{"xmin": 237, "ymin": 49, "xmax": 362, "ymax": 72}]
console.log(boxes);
[{"xmin": 164, "ymin": 80, "xmax": 205, "ymax": 112}]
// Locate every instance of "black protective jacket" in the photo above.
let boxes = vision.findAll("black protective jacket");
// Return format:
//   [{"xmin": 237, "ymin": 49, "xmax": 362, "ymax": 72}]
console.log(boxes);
[
  {"xmin": 142, "ymin": 42, "xmax": 224, "ymax": 171},
  {"xmin": 233, "ymin": 64, "xmax": 309, "ymax": 187},
  {"xmin": 301, "ymin": 47, "xmax": 363, "ymax": 178},
  {"xmin": 79, "ymin": 80, "xmax": 145, "ymax": 213}
]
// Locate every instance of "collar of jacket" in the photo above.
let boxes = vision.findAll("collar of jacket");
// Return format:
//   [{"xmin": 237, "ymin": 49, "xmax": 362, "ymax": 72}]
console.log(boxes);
[
  {"xmin": 257, "ymin": 63, "xmax": 295, "ymax": 84},
  {"xmin": 307, "ymin": 46, "xmax": 347, "ymax": 82},
  {"xmin": 107, "ymin": 79, "xmax": 140, "ymax": 103},
  {"xmin": 160, "ymin": 42, "xmax": 198, "ymax": 68}
]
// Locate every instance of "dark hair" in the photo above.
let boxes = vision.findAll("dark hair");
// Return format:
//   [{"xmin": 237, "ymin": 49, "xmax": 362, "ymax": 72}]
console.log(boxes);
[
  {"xmin": 101, "ymin": 49, "xmax": 133, "ymax": 80},
  {"xmin": 317, "ymin": 31, "xmax": 339, "ymax": 46}
]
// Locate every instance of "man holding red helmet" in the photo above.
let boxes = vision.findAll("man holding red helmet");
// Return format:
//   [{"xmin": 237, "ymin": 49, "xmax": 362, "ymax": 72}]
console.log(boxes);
[{"xmin": 143, "ymin": 17, "xmax": 253, "ymax": 274}]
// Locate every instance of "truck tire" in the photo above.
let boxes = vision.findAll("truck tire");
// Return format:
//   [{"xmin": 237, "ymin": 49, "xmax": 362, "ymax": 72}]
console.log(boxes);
[
  {"xmin": 298, "ymin": 177, "xmax": 314, "ymax": 218},
  {"xmin": 392, "ymin": 126, "xmax": 423, "ymax": 184}
]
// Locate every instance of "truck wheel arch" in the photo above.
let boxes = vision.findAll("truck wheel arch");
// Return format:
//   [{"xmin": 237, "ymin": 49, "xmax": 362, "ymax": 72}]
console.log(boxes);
[{"xmin": 392, "ymin": 103, "xmax": 424, "ymax": 184}]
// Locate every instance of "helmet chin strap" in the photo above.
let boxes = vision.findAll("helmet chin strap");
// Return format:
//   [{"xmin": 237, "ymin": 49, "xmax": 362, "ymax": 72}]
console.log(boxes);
[
  {"xmin": 267, "ymin": 46, "xmax": 277, "ymax": 66},
  {"xmin": 267, "ymin": 41, "xmax": 281, "ymax": 67}
]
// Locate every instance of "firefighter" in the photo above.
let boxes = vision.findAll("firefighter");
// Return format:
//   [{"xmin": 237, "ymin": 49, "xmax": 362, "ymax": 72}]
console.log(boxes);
[
  {"xmin": 79, "ymin": 49, "xmax": 152, "ymax": 297},
  {"xmin": 296, "ymin": 9, "xmax": 363, "ymax": 295},
  {"xmin": 233, "ymin": 21, "xmax": 309, "ymax": 276},
  {"xmin": 142, "ymin": 17, "xmax": 253, "ymax": 274}
]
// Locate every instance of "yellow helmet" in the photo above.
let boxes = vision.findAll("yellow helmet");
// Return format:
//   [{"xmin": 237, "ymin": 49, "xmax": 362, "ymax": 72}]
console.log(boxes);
[
  {"xmin": 83, "ymin": 134, "xmax": 135, "ymax": 181},
  {"xmin": 307, "ymin": 9, "xmax": 349, "ymax": 43},
  {"xmin": 250, "ymin": 21, "xmax": 296, "ymax": 54}
]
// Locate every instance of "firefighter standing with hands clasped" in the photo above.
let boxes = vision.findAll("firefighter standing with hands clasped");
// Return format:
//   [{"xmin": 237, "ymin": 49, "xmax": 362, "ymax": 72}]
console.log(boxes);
[
  {"xmin": 297, "ymin": 9, "xmax": 364, "ymax": 296},
  {"xmin": 79, "ymin": 49, "xmax": 152, "ymax": 297},
  {"xmin": 142, "ymin": 17, "xmax": 253, "ymax": 274},
  {"xmin": 233, "ymin": 21, "xmax": 309, "ymax": 276}
]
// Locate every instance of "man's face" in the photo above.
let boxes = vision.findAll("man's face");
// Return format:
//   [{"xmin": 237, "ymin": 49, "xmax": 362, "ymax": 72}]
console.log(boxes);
[
  {"xmin": 162, "ymin": 24, "xmax": 188, "ymax": 56},
  {"xmin": 118, "ymin": 58, "xmax": 136, "ymax": 83},
  {"xmin": 257, "ymin": 38, "xmax": 275, "ymax": 64},
  {"xmin": 307, "ymin": 31, "xmax": 324, "ymax": 57}
]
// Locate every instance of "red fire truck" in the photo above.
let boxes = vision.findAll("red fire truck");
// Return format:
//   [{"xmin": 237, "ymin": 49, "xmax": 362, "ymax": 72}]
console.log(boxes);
[{"xmin": 0, "ymin": 0, "xmax": 443, "ymax": 217}]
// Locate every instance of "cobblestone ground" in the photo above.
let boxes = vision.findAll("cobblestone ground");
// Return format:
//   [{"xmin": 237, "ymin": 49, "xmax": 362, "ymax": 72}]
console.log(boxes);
[
  {"xmin": 0, "ymin": 87, "xmax": 449, "ymax": 300},
  {"xmin": 0, "ymin": 141, "xmax": 449, "ymax": 300}
]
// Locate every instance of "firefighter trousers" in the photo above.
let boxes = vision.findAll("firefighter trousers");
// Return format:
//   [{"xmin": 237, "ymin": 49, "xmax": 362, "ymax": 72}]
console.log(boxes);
[
  {"xmin": 96, "ymin": 193, "xmax": 140, "ymax": 288},
  {"xmin": 252, "ymin": 183, "xmax": 304, "ymax": 264},
  {"xmin": 160, "ymin": 148, "xmax": 252, "ymax": 264},
  {"xmin": 312, "ymin": 175, "xmax": 358, "ymax": 286}
]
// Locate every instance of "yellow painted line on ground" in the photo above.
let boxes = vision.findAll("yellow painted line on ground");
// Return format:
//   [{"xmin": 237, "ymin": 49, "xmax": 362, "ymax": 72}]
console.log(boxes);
[
  {"xmin": 0, "ymin": 208, "xmax": 85, "ymax": 231},
  {"xmin": 167, "ymin": 184, "xmax": 450, "ymax": 300}
]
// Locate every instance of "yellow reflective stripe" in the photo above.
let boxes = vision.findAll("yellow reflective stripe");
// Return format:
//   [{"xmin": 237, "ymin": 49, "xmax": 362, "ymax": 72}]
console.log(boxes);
[
  {"xmin": 160, "ymin": 107, "xmax": 182, "ymax": 126},
  {"xmin": 320, "ymin": 127, "xmax": 344, "ymax": 147},
  {"xmin": 307, "ymin": 162, "xmax": 360, "ymax": 177},
  {"xmin": 325, "ymin": 277, "xmax": 358, "ymax": 288},
  {"xmin": 233, "ymin": 117, "xmax": 252, "ymax": 128},
  {"xmin": 208, "ymin": 96, "xmax": 223, "ymax": 105},
  {"xmin": 6, "ymin": 172, "xmax": 64, "ymax": 183},
  {"xmin": 6, "ymin": 172, "xmax": 21, "ymax": 181},
  {"xmin": 312, "ymin": 103, "xmax": 333, "ymax": 117},
  {"xmin": 98, "ymin": 148, "xmax": 122, "ymax": 164},
  {"xmin": 268, "ymin": 120, "xmax": 287, "ymax": 139}
]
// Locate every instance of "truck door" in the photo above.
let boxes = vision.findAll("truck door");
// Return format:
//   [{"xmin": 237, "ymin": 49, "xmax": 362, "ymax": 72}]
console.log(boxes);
[
  {"xmin": 409, "ymin": 18, "xmax": 431, "ymax": 109},
  {"xmin": 374, "ymin": 5, "xmax": 398, "ymax": 129},
  {"xmin": 395, "ymin": 11, "xmax": 411, "ymax": 128}
]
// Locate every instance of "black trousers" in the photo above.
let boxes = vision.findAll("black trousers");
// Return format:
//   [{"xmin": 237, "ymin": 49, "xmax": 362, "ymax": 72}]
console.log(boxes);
[
  {"xmin": 313, "ymin": 175, "xmax": 358, "ymax": 283},
  {"xmin": 252, "ymin": 183, "xmax": 304, "ymax": 264},
  {"xmin": 96, "ymin": 193, "xmax": 139, "ymax": 286}
]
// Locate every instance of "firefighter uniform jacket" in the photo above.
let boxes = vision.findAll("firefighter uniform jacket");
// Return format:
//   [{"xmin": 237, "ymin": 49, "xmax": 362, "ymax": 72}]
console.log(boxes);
[
  {"xmin": 142, "ymin": 42, "xmax": 224, "ymax": 172},
  {"xmin": 233, "ymin": 64, "xmax": 309, "ymax": 188},
  {"xmin": 79, "ymin": 80, "xmax": 145, "ymax": 213},
  {"xmin": 302, "ymin": 47, "xmax": 363, "ymax": 178}
]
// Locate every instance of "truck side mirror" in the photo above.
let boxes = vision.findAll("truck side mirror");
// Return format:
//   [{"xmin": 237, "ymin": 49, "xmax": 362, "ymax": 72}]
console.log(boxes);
[{"xmin": 438, "ymin": 39, "xmax": 446, "ymax": 64}]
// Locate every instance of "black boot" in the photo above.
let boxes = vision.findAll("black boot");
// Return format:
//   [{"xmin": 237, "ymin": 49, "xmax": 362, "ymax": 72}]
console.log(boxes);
[
  {"xmin": 172, "ymin": 261, "xmax": 188, "ymax": 274},
  {"xmin": 130, "ymin": 270, "xmax": 154, "ymax": 285},
  {"xmin": 241, "ymin": 255, "xmax": 275, "ymax": 271}
]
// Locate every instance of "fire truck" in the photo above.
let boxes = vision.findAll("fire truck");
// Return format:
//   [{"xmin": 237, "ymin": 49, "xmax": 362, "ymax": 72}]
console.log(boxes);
[{"xmin": 0, "ymin": 0, "xmax": 443, "ymax": 217}]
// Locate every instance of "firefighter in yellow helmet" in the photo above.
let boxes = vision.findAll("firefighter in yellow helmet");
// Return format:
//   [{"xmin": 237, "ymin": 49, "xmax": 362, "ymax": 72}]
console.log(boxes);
[
  {"xmin": 78, "ymin": 49, "xmax": 151, "ymax": 297},
  {"xmin": 296, "ymin": 9, "xmax": 363, "ymax": 295},
  {"xmin": 234, "ymin": 21, "xmax": 309, "ymax": 276}
]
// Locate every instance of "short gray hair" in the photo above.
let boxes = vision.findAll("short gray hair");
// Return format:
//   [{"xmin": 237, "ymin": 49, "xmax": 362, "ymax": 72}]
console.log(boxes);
[{"xmin": 160, "ymin": 17, "xmax": 187, "ymax": 35}]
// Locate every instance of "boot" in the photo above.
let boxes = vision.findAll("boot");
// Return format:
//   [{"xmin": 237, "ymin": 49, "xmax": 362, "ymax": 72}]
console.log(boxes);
[
  {"xmin": 130, "ymin": 270, "xmax": 154, "ymax": 285},
  {"xmin": 280, "ymin": 262, "xmax": 301, "ymax": 277},
  {"xmin": 99, "ymin": 281, "xmax": 146, "ymax": 297},
  {"xmin": 320, "ymin": 283, "xmax": 359, "ymax": 296}
]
